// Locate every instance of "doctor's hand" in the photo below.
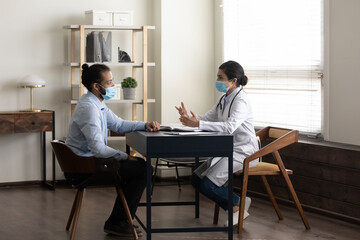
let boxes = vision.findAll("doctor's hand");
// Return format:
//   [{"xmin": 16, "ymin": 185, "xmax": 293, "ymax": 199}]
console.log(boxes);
[
  {"xmin": 145, "ymin": 121, "xmax": 161, "ymax": 132},
  {"xmin": 179, "ymin": 110, "xmax": 199, "ymax": 127},
  {"xmin": 175, "ymin": 102, "xmax": 189, "ymax": 118}
]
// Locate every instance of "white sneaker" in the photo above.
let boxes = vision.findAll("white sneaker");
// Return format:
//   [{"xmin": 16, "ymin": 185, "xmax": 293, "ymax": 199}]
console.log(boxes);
[
  {"xmin": 245, "ymin": 196, "xmax": 251, "ymax": 213},
  {"xmin": 224, "ymin": 197, "xmax": 251, "ymax": 227}
]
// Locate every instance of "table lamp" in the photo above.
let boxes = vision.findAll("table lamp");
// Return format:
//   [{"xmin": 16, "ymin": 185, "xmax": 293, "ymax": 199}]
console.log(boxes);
[{"xmin": 17, "ymin": 74, "xmax": 46, "ymax": 112}]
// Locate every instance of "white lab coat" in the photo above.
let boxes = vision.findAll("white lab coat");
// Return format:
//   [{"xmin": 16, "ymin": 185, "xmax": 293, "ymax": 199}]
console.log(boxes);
[{"xmin": 195, "ymin": 88, "xmax": 259, "ymax": 186}]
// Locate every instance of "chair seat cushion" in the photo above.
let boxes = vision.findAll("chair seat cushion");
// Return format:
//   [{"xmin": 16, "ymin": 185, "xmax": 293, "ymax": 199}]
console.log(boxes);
[
  {"xmin": 249, "ymin": 162, "xmax": 280, "ymax": 172},
  {"xmin": 235, "ymin": 162, "xmax": 293, "ymax": 175}
]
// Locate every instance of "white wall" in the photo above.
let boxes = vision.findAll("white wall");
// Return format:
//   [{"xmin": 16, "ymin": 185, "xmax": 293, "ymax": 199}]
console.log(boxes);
[
  {"xmin": 328, "ymin": 0, "xmax": 360, "ymax": 145},
  {"xmin": 0, "ymin": 0, "xmax": 359, "ymax": 184},
  {"xmin": 160, "ymin": 0, "xmax": 215, "ymax": 124},
  {"xmin": 0, "ymin": 0, "xmax": 155, "ymax": 183},
  {"xmin": 0, "ymin": 0, "xmax": 215, "ymax": 183}
]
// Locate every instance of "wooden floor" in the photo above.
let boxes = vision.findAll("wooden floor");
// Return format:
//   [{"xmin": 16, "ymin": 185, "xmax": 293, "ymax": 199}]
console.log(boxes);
[{"xmin": 0, "ymin": 182, "xmax": 359, "ymax": 240}]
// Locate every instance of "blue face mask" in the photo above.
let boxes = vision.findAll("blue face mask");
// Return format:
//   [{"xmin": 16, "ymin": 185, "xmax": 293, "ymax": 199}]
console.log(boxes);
[
  {"xmin": 216, "ymin": 81, "xmax": 229, "ymax": 93},
  {"xmin": 98, "ymin": 84, "xmax": 117, "ymax": 100}
]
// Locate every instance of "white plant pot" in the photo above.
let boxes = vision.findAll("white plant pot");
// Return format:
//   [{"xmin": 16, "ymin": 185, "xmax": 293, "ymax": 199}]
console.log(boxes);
[{"xmin": 123, "ymin": 88, "xmax": 136, "ymax": 100}]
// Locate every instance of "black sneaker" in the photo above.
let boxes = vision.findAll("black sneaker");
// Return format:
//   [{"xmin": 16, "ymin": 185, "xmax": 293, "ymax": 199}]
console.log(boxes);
[{"xmin": 104, "ymin": 221, "xmax": 143, "ymax": 237}]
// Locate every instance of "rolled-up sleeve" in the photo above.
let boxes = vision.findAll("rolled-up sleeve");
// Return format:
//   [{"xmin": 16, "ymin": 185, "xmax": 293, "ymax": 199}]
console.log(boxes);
[{"xmin": 105, "ymin": 108, "xmax": 146, "ymax": 133}]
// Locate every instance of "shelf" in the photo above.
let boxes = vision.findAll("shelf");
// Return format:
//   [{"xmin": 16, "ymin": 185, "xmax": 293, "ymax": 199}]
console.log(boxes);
[
  {"xmin": 67, "ymin": 62, "xmax": 155, "ymax": 67},
  {"xmin": 70, "ymin": 99, "xmax": 156, "ymax": 104},
  {"xmin": 105, "ymin": 99, "xmax": 156, "ymax": 104},
  {"xmin": 65, "ymin": 24, "xmax": 154, "ymax": 121},
  {"xmin": 63, "ymin": 25, "xmax": 155, "ymax": 30}
]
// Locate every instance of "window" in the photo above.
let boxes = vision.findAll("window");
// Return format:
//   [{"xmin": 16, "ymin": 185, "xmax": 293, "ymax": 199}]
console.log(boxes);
[{"xmin": 223, "ymin": 0, "xmax": 323, "ymax": 134}]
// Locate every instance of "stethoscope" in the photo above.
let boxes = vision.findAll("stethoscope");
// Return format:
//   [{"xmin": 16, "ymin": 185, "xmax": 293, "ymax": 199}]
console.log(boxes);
[{"xmin": 216, "ymin": 88, "xmax": 242, "ymax": 117}]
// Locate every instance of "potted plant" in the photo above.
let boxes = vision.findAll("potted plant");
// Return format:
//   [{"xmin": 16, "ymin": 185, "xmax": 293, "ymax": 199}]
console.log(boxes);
[{"xmin": 121, "ymin": 77, "xmax": 137, "ymax": 100}]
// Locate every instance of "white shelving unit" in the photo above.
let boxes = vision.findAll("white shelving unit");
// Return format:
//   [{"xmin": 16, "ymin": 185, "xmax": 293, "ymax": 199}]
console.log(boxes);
[{"xmin": 63, "ymin": 25, "xmax": 155, "ymax": 122}]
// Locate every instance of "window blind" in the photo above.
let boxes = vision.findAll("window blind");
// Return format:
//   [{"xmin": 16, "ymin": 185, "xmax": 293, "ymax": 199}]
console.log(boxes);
[{"xmin": 223, "ymin": 0, "xmax": 323, "ymax": 134}]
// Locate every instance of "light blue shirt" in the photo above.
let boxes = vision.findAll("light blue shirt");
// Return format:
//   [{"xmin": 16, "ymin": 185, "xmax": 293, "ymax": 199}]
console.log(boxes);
[{"xmin": 65, "ymin": 91, "xmax": 146, "ymax": 160}]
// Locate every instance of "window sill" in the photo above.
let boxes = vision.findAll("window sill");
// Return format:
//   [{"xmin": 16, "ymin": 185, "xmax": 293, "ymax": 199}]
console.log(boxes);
[
  {"xmin": 298, "ymin": 135, "xmax": 360, "ymax": 152},
  {"xmin": 254, "ymin": 126, "xmax": 360, "ymax": 152}
]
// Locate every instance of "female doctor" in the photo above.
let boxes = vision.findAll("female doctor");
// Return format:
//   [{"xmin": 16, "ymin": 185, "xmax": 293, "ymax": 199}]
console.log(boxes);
[{"xmin": 175, "ymin": 60, "xmax": 259, "ymax": 226}]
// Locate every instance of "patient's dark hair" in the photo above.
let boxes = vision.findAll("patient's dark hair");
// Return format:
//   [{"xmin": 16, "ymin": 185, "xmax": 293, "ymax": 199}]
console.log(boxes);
[
  {"xmin": 219, "ymin": 60, "xmax": 248, "ymax": 87},
  {"xmin": 81, "ymin": 64, "xmax": 111, "ymax": 91}
]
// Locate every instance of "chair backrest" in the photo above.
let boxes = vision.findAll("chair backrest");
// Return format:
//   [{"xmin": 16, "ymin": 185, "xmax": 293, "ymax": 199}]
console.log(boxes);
[
  {"xmin": 51, "ymin": 140, "xmax": 98, "ymax": 174},
  {"xmin": 242, "ymin": 127, "xmax": 298, "ymax": 164},
  {"xmin": 256, "ymin": 126, "xmax": 298, "ymax": 151}
]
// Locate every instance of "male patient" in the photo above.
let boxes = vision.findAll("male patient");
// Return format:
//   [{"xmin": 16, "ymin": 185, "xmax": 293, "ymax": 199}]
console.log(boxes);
[{"xmin": 65, "ymin": 63, "xmax": 160, "ymax": 237}]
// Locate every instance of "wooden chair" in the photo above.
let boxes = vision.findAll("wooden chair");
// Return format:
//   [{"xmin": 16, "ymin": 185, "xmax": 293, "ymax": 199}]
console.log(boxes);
[
  {"xmin": 51, "ymin": 140, "xmax": 137, "ymax": 240},
  {"xmin": 213, "ymin": 126, "xmax": 311, "ymax": 233}
]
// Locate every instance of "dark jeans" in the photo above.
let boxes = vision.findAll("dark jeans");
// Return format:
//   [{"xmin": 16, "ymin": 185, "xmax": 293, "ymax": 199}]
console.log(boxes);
[
  {"xmin": 65, "ymin": 157, "xmax": 149, "ymax": 224},
  {"xmin": 107, "ymin": 157, "xmax": 149, "ymax": 224},
  {"xmin": 191, "ymin": 173, "xmax": 239, "ymax": 211}
]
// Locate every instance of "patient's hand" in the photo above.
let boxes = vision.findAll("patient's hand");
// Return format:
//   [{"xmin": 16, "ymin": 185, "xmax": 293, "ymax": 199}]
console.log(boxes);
[{"xmin": 145, "ymin": 121, "xmax": 161, "ymax": 132}]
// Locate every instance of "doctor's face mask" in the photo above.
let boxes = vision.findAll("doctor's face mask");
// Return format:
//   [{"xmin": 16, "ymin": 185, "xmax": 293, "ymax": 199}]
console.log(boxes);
[{"xmin": 216, "ymin": 81, "xmax": 229, "ymax": 93}]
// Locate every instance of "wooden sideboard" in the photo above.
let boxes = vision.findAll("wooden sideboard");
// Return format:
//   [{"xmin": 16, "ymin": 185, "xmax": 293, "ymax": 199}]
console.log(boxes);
[
  {"xmin": 242, "ymin": 138, "xmax": 360, "ymax": 224},
  {"xmin": 0, "ymin": 110, "xmax": 55, "ymax": 189}
]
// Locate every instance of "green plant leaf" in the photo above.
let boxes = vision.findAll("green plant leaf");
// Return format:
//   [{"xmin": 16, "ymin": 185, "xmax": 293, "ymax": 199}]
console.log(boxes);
[{"xmin": 121, "ymin": 77, "xmax": 138, "ymax": 88}]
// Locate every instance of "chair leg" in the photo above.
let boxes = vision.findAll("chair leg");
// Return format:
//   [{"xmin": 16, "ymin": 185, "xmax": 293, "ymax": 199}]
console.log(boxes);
[
  {"xmin": 69, "ymin": 188, "xmax": 85, "ymax": 240},
  {"xmin": 213, "ymin": 204, "xmax": 220, "ymax": 224},
  {"xmin": 238, "ymin": 163, "xmax": 250, "ymax": 234},
  {"xmin": 283, "ymin": 174, "xmax": 310, "ymax": 229},
  {"xmin": 116, "ymin": 187, "xmax": 138, "ymax": 240},
  {"xmin": 261, "ymin": 175, "xmax": 283, "ymax": 220},
  {"xmin": 66, "ymin": 189, "xmax": 80, "ymax": 230},
  {"xmin": 151, "ymin": 158, "xmax": 160, "ymax": 196},
  {"xmin": 283, "ymin": 175, "xmax": 310, "ymax": 229},
  {"xmin": 274, "ymin": 151, "xmax": 311, "ymax": 230},
  {"xmin": 175, "ymin": 164, "xmax": 181, "ymax": 191}
]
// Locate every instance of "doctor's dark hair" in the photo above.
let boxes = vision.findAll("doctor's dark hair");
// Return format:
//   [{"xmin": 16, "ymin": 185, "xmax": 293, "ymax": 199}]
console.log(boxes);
[
  {"xmin": 81, "ymin": 64, "xmax": 111, "ymax": 91},
  {"xmin": 219, "ymin": 61, "xmax": 248, "ymax": 87}
]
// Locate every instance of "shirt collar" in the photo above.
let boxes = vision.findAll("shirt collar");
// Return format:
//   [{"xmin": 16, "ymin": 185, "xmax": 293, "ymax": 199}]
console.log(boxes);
[
  {"xmin": 87, "ymin": 91, "xmax": 106, "ymax": 110},
  {"xmin": 224, "ymin": 87, "xmax": 241, "ymax": 101}
]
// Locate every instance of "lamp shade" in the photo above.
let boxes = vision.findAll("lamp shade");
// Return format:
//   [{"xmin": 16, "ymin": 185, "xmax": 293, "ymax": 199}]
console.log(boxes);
[
  {"xmin": 17, "ymin": 74, "xmax": 46, "ymax": 87},
  {"xmin": 17, "ymin": 74, "xmax": 46, "ymax": 112}
]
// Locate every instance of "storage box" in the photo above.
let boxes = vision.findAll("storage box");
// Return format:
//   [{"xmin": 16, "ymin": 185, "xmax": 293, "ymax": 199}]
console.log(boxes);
[
  {"xmin": 113, "ymin": 11, "xmax": 133, "ymax": 26},
  {"xmin": 114, "ymin": 84, "xmax": 121, "ymax": 100},
  {"xmin": 85, "ymin": 10, "xmax": 112, "ymax": 26}
]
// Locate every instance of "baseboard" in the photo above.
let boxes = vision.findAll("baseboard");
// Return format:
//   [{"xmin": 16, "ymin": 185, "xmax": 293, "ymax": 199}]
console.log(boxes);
[
  {"xmin": 246, "ymin": 189, "xmax": 360, "ymax": 226},
  {"xmin": 155, "ymin": 165, "xmax": 192, "ymax": 178},
  {"xmin": 0, "ymin": 180, "xmax": 68, "ymax": 189}
]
